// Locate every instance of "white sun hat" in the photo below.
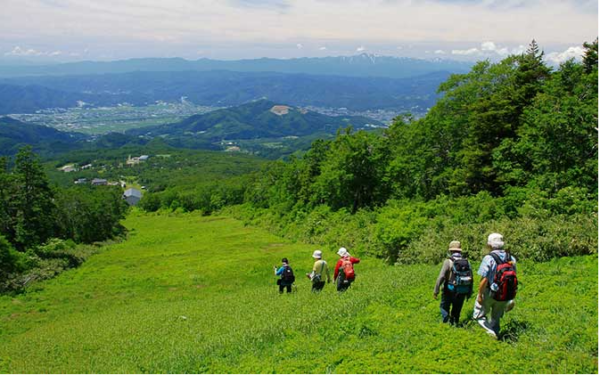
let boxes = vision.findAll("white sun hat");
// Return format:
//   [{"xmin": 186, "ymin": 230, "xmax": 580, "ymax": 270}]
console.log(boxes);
[
  {"xmin": 312, "ymin": 250, "xmax": 323, "ymax": 259},
  {"xmin": 487, "ymin": 233, "xmax": 505, "ymax": 250},
  {"xmin": 337, "ymin": 247, "xmax": 349, "ymax": 257}
]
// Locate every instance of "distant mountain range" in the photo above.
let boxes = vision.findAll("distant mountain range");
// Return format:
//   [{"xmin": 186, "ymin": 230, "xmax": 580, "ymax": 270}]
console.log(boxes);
[
  {"xmin": 0, "ymin": 100, "xmax": 382, "ymax": 157},
  {"xmin": 0, "ymin": 70, "xmax": 450, "ymax": 114},
  {"xmin": 0, "ymin": 54, "xmax": 472, "ymax": 79}
]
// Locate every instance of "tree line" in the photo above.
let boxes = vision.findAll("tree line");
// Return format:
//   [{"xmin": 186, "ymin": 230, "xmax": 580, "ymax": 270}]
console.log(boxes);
[{"xmin": 0, "ymin": 147, "xmax": 128, "ymax": 291}]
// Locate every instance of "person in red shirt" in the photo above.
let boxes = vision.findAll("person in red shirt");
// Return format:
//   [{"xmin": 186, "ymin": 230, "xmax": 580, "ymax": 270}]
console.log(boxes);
[{"xmin": 334, "ymin": 247, "xmax": 360, "ymax": 292}]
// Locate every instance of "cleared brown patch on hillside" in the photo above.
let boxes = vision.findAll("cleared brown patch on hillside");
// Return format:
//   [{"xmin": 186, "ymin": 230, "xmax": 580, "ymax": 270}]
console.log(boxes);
[{"xmin": 270, "ymin": 105, "xmax": 290, "ymax": 116}]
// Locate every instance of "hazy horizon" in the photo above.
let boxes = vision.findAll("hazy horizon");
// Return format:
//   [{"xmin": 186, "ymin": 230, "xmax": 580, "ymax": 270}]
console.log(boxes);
[{"xmin": 1, "ymin": 0, "xmax": 597, "ymax": 66}]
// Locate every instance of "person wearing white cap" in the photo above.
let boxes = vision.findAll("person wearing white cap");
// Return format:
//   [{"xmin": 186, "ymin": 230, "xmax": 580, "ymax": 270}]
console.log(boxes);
[
  {"xmin": 306, "ymin": 250, "xmax": 330, "ymax": 292},
  {"xmin": 334, "ymin": 247, "xmax": 360, "ymax": 292},
  {"xmin": 473, "ymin": 233, "xmax": 517, "ymax": 338},
  {"xmin": 433, "ymin": 240, "xmax": 473, "ymax": 325}
]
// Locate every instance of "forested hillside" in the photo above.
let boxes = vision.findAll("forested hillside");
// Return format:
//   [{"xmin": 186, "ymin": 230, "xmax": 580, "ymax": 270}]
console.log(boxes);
[
  {"xmin": 128, "ymin": 99, "xmax": 381, "ymax": 140},
  {"xmin": 141, "ymin": 40, "xmax": 598, "ymax": 264}
]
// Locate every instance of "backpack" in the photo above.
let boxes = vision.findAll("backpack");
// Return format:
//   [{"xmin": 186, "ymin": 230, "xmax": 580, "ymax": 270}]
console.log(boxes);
[
  {"xmin": 341, "ymin": 258, "xmax": 355, "ymax": 280},
  {"xmin": 281, "ymin": 265, "xmax": 295, "ymax": 283},
  {"xmin": 489, "ymin": 253, "xmax": 518, "ymax": 301},
  {"xmin": 447, "ymin": 257, "xmax": 473, "ymax": 295}
]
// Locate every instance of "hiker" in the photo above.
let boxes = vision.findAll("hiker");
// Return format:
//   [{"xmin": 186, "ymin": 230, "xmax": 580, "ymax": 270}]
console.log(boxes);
[
  {"xmin": 333, "ymin": 247, "xmax": 360, "ymax": 292},
  {"xmin": 473, "ymin": 233, "xmax": 518, "ymax": 338},
  {"xmin": 433, "ymin": 241, "xmax": 473, "ymax": 325},
  {"xmin": 306, "ymin": 250, "xmax": 330, "ymax": 292},
  {"xmin": 274, "ymin": 258, "xmax": 295, "ymax": 294}
]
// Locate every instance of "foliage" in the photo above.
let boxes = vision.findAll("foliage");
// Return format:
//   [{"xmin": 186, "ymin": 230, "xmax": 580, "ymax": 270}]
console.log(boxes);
[
  {"xmin": 0, "ymin": 147, "xmax": 128, "ymax": 289},
  {"xmin": 226, "ymin": 40, "xmax": 597, "ymax": 264},
  {"xmin": 54, "ymin": 186, "xmax": 128, "ymax": 243},
  {"xmin": 0, "ymin": 213, "xmax": 595, "ymax": 373}
]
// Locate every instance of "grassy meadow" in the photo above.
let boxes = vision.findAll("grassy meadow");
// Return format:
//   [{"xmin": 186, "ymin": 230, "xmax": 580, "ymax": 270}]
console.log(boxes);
[{"xmin": 0, "ymin": 211, "xmax": 597, "ymax": 373}]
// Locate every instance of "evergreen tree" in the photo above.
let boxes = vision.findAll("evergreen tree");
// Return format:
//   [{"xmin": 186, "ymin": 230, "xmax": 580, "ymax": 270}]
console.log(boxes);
[
  {"xmin": 583, "ymin": 38, "xmax": 598, "ymax": 74},
  {"xmin": 12, "ymin": 146, "xmax": 56, "ymax": 250}
]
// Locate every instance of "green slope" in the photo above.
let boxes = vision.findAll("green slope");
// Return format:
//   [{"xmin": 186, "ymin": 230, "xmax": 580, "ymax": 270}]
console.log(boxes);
[{"xmin": 0, "ymin": 212, "xmax": 597, "ymax": 373}]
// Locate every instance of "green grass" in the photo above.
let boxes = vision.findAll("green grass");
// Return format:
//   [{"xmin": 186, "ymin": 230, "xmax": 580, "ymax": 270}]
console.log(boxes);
[{"xmin": 0, "ymin": 211, "xmax": 597, "ymax": 373}]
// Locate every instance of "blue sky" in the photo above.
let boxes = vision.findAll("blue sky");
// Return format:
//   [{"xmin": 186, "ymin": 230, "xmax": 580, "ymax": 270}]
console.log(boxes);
[{"xmin": 0, "ymin": 0, "xmax": 597, "ymax": 63}]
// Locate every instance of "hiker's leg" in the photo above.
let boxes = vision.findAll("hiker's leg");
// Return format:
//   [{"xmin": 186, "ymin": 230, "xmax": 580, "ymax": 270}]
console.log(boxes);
[
  {"xmin": 472, "ymin": 299, "xmax": 484, "ymax": 320},
  {"xmin": 285, "ymin": 284, "xmax": 292, "ymax": 293},
  {"xmin": 451, "ymin": 293, "xmax": 466, "ymax": 325},
  {"xmin": 336, "ymin": 275, "xmax": 345, "ymax": 292},
  {"xmin": 440, "ymin": 292, "xmax": 451, "ymax": 323},
  {"xmin": 279, "ymin": 284, "xmax": 284, "ymax": 294},
  {"xmin": 312, "ymin": 281, "xmax": 325, "ymax": 293},
  {"xmin": 489, "ymin": 300, "xmax": 508, "ymax": 334}
]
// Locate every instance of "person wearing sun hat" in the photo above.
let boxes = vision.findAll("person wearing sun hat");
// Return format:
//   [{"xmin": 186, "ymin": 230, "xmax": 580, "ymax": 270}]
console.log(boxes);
[
  {"xmin": 334, "ymin": 247, "xmax": 361, "ymax": 292},
  {"xmin": 306, "ymin": 250, "xmax": 330, "ymax": 292},
  {"xmin": 473, "ymin": 233, "xmax": 517, "ymax": 338},
  {"xmin": 433, "ymin": 240, "xmax": 473, "ymax": 325}
]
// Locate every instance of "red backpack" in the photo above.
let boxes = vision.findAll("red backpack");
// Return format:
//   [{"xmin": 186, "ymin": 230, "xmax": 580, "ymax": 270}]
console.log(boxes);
[
  {"xmin": 341, "ymin": 258, "xmax": 355, "ymax": 280},
  {"xmin": 489, "ymin": 253, "xmax": 518, "ymax": 301}
]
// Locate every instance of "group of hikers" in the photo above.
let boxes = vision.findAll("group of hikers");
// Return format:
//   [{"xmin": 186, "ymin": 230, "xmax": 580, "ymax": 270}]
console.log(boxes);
[
  {"xmin": 434, "ymin": 232, "xmax": 517, "ymax": 338},
  {"xmin": 273, "ymin": 247, "xmax": 360, "ymax": 294},
  {"xmin": 273, "ymin": 232, "xmax": 517, "ymax": 339}
]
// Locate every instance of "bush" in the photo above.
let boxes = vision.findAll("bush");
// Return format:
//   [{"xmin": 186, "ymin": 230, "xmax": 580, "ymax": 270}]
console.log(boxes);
[
  {"xmin": 402, "ymin": 213, "xmax": 598, "ymax": 264},
  {"xmin": 0, "ymin": 235, "xmax": 27, "ymax": 278}
]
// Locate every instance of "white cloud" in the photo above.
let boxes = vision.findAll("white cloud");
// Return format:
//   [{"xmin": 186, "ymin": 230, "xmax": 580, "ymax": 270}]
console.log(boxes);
[
  {"xmin": 479, "ymin": 41, "xmax": 525, "ymax": 56},
  {"xmin": 434, "ymin": 49, "xmax": 445, "ymax": 54},
  {"xmin": 356, "ymin": 46, "xmax": 366, "ymax": 52},
  {"xmin": 511, "ymin": 44, "xmax": 526, "ymax": 55},
  {"xmin": 296, "ymin": 43, "xmax": 303, "ymax": 49},
  {"xmin": 3, "ymin": 46, "xmax": 62, "ymax": 57},
  {"xmin": 451, "ymin": 42, "xmax": 529, "ymax": 58},
  {"xmin": 0, "ymin": 0, "xmax": 595, "ymax": 60},
  {"xmin": 481, "ymin": 41, "xmax": 496, "ymax": 51},
  {"xmin": 319, "ymin": 46, "xmax": 327, "ymax": 50},
  {"xmin": 546, "ymin": 46, "xmax": 585, "ymax": 64},
  {"xmin": 451, "ymin": 47, "xmax": 480, "ymax": 55}
]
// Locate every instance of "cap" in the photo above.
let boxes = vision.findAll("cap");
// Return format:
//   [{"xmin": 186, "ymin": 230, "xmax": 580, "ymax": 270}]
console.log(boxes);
[{"xmin": 312, "ymin": 250, "xmax": 322, "ymax": 259}]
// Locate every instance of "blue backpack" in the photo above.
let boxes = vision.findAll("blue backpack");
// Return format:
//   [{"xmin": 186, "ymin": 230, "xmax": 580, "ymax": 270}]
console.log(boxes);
[{"xmin": 446, "ymin": 258, "xmax": 473, "ymax": 295}]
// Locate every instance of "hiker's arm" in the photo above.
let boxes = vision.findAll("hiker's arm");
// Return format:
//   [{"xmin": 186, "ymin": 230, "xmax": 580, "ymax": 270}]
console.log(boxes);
[
  {"xmin": 333, "ymin": 260, "xmax": 341, "ymax": 280},
  {"xmin": 477, "ymin": 278, "xmax": 488, "ymax": 304},
  {"xmin": 275, "ymin": 267, "xmax": 283, "ymax": 276},
  {"xmin": 351, "ymin": 257, "xmax": 360, "ymax": 264},
  {"xmin": 433, "ymin": 260, "xmax": 449, "ymax": 298}
]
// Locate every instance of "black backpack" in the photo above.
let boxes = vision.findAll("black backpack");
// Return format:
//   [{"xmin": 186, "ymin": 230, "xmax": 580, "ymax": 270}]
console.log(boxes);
[
  {"xmin": 447, "ymin": 258, "xmax": 473, "ymax": 295},
  {"xmin": 281, "ymin": 266, "xmax": 295, "ymax": 283}
]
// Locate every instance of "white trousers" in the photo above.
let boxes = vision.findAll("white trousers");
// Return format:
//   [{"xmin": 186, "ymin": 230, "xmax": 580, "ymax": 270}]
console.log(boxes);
[{"xmin": 473, "ymin": 290, "xmax": 509, "ymax": 334}]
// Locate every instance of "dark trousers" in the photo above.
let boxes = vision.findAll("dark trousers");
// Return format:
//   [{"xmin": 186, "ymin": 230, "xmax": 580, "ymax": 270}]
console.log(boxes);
[
  {"xmin": 336, "ymin": 275, "xmax": 353, "ymax": 292},
  {"xmin": 279, "ymin": 284, "xmax": 292, "ymax": 293},
  {"xmin": 312, "ymin": 281, "xmax": 325, "ymax": 292},
  {"xmin": 440, "ymin": 291, "xmax": 466, "ymax": 325}
]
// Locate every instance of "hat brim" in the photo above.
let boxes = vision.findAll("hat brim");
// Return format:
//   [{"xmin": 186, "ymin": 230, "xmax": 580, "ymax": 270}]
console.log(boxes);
[{"xmin": 449, "ymin": 248, "xmax": 462, "ymax": 251}]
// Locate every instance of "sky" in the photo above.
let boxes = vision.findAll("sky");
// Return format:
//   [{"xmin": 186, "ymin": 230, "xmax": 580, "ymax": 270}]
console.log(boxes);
[{"xmin": 0, "ymin": 0, "xmax": 597, "ymax": 64}]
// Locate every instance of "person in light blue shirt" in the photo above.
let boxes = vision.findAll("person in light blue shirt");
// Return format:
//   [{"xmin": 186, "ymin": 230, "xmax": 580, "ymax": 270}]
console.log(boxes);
[{"xmin": 473, "ymin": 233, "xmax": 517, "ymax": 338}]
